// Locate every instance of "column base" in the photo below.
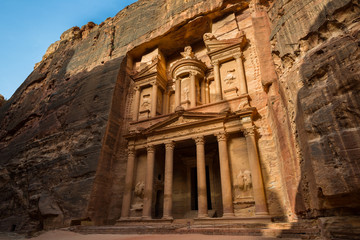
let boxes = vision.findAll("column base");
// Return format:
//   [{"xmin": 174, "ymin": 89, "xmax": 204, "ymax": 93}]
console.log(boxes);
[
  {"xmin": 222, "ymin": 212, "xmax": 235, "ymax": 218},
  {"xmin": 255, "ymin": 211, "xmax": 270, "ymax": 216},
  {"xmin": 197, "ymin": 213, "xmax": 209, "ymax": 219},
  {"xmin": 162, "ymin": 216, "xmax": 173, "ymax": 220}
]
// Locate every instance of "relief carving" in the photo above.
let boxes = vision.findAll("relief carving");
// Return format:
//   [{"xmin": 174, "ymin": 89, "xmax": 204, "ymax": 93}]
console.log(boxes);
[
  {"xmin": 141, "ymin": 94, "xmax": 151, "ymax": 111},
  {"xmin": 134, "ymin": 181, "xmax": 145, "ymax": 199},
  {"xmin": 224, "ymin": 69, "xmax": 236, "ymax": 87},
  {"xmin": 234, "ymin": 170, "xmax": 253, "ymax": 201},
  {"xmin": 131, "ymin": 181, "xmax": 145, "ymax": 211},
  {"xmin": 180, "ymin": 46, "xmax": 195, "ymax": 59},
  {"xmin": 238, "ymin": 170, "xmax": 252, "ymax": 191}
]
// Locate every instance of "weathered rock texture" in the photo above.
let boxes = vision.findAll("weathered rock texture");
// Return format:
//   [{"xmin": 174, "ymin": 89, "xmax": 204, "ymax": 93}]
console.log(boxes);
[
  {"xmin": 268, "ymin": 0, "xmax": 360, "ymax": 216},
  {"xmin": 0, "ymin": 0, "xmax": 359, "ymax": 237}
]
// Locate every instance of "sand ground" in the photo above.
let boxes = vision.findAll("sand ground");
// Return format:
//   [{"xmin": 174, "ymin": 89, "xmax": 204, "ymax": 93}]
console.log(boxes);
[{"xmin": 0, "ymin": 230, "xmax": 299, "ymax": 240}]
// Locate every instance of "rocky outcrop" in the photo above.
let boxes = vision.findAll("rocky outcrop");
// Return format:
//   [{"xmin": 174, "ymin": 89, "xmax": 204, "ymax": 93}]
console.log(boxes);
[
  {"xmin": 0, "ymin": 95, "xmax": 5, "ymax": 107},
  {"xmin": 268, "ymin": 0, "xmax": 360, "ymax": 216}
]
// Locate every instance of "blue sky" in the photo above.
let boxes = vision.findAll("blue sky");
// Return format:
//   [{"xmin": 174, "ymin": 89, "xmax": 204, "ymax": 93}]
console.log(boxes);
[{"xmin": 0, "ymin": 0, "xmax": 137, "ymax": 100}]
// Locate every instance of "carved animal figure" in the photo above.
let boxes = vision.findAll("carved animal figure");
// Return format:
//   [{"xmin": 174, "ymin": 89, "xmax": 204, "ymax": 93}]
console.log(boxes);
[{"xmin": 134, "ymin": 181, "xmax": 145, "ymax": 199}]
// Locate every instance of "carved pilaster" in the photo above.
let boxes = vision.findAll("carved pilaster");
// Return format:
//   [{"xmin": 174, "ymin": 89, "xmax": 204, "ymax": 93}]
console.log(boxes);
[
  {"xmin": 243, "ymin": 124, "xmax": 269, "ymax": 215},
  {"xmin": 234, "ymin": 52, "xmax": 247, "ymax": 95},
  {"xmin": 150, "ymin": 82, "xmax": 158, "ymax": 118},
  {"xmin": 132, "ymin": 86, "xmax": 141, "ymax": 121}
]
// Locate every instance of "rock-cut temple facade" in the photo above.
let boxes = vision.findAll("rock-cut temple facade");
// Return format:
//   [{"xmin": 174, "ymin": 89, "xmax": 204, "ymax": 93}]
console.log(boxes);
[{"xmin": 121, "ymin": 32, "xmax": 270, "ymax": 221}]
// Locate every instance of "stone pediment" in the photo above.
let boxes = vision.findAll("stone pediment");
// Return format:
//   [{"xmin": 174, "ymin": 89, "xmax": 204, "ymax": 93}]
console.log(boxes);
[
  {"xmin": 203, "ymin": 31, "xmax": 247, "ymax": 53},
  {"xmin": 143, "ymin": 111, "xmax": 226, "ymax": 134},
  {"xmin": 131, "ymin": 59, "xmax": 158, "ymax": 80}
]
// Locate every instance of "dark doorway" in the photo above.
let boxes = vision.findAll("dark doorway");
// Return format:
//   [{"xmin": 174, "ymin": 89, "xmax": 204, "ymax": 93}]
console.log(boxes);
[
  {"xmin": 190, "ymin": 166, "xmax": 212, "ymax": 210},
  {"xmin": 191, "ymin": 167, "xmax": 198, "ymax": 210},
  {"xmin": 154, "ymin": 190, "xmax": 163, "ymax": 218}
]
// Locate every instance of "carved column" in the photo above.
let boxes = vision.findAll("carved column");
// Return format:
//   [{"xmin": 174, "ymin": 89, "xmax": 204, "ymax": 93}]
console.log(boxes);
[
  {"xmin": 205, "ymin": 79, "xmax": 210, "ymax": 104},
  {"xmin": 190, "ymin": 71, "xmax": 197, "ymax": 108},
  {"xmin": 163, "ymin": 141, "xmax": 175, "ymax": 219},
  {"xmin": 200, "ymin": 79, "xmax": 206, "ymax": 104},
  {"xmin": 175, "ymin": 78, "xmax": 181, "ymax": 108},
  {"xmin": 142, "ymin": 145, "xmax": 156, "ymax": 219},
  {"xmin": 151, "ymin": 82, "xmax": 158, "ymax": 118},
  {"xmin": 212, "ymin": 60, "xmax": 222, "ymax": 101},
  {"xmin": 234, "ymin": 53, "xmax": 247, "ymax": 95},
  {"xmin": 163, "ymin": 91, "xmax": 170, "ymax": 115},
  {"xmin": 216, "ymin": 132, "xmax": 235, "ymax": 217},
  {"xmin": 243, "ymin": 125, "xmax": 269, "ymax": 215},
  {"xmin": 132, "ymin": 86, "xmax": 141, "ymax": 121},
  {"xmin": 121, "ymin": 147, "xmax": 136, "ymax": 219},
  {"xmin": 194, "ymin": 136, "xmax": 208, "ymax": 218}
]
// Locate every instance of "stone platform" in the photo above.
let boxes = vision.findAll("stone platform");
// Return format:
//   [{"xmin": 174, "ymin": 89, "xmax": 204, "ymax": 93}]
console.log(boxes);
[{"xmin": 70, "ymin": 220, "xmax": 321, "ymax": 239}]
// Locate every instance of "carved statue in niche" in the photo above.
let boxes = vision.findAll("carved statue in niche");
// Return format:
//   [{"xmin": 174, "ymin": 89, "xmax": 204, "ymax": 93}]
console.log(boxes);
[
  {"xmin": 224, "ymin": 69, "xmax": 236, "ymax": 86},
  {"xmin": 235, "ymin": 170, "xmax": 253, "ymax": 199},
  {"xmin": 180, "ymin": 46, "xmax": 195, "ymax": 59},
  {"xmin": 131, "ymin": 181, "xmax": 145, "ymax": 211},
  {"xmin": 141, "ymin": 94, "xmax": 151, "ymax": 111}
]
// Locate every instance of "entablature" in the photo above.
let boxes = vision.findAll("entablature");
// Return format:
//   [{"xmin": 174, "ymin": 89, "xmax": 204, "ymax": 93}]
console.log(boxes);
[{"xmin": 125, "ymin": 107, "xmax": 256, "ymax": 150}]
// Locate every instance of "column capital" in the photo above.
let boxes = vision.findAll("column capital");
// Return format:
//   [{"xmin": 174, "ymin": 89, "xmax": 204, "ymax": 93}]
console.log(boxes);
[
  {"xmin": 211, "ymin": 60, "xmax": 220, "ymax": 66},
  {"xmin": 147, "ymin": 145, "xmax": 155, "ymax": 153},
  {"xmin": 233, "ymin": 52, "xmax": 244, "ymax": 60},
  {"xmin": 215, "ymin": 132, "xmax": 227, "ymax": 142},
  {"xmin": 165, "ymin": 141, "xmax": 175, "ymax": 150},
  {"xmin": 128, "ymin": 147, "xmax": 136, "ymax": 157},
  {"xmin": 244, "ymin": 126, "xmax": 256, "ymax": 137},
  {"xmin": 189, "ymin": 71, "xmax": 198, "ymax": 77},
  {"xmin": 193, "ymin": 136, "xmax": 205, "ymax": 145},
  {"xmin": 150, "ymin": 81, "xmax": 158, "ymax": 86}
]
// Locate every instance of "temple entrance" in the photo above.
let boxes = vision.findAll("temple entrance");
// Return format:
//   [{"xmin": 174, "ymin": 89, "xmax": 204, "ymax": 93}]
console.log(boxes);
[{"xmin": 170, "ymin": 138, "xmax": 222, "ymax": 219}]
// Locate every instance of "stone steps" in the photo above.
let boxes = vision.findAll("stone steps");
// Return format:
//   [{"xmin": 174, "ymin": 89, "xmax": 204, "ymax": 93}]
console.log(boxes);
[{"xmin": 69, "ymin": 223, "xmax": 320, "ymax": 239}]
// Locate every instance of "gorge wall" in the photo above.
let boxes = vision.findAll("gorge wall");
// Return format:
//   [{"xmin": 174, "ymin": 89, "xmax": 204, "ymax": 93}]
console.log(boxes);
[{"xmin": 0, "ymin": 0, "xmax": 359, "ymax": 236}]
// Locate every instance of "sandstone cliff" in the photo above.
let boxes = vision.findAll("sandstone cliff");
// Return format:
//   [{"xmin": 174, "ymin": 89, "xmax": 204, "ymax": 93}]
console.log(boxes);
[{"xmin": 0, "ymin": 0, "xmax": 359, "ymax": 237}]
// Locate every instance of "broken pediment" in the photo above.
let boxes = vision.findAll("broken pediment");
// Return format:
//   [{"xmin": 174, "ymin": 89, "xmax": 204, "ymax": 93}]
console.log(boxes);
[
  {"xmin": 131, "ymin": 58, "xmax": 159, "ymax": 80},
  {"xmin": 131, "ymin": 48, "xmax": 167, "ymax": 82},
  {"xmin": 203, "ymin": 31, "xmax": 247, "ymax": 53}
]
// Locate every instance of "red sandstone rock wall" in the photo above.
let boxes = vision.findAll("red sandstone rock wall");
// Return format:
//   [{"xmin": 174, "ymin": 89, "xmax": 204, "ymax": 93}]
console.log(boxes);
[{"xmin": 268, "ymin": 0, "xmax": 360, "ymax": 216}]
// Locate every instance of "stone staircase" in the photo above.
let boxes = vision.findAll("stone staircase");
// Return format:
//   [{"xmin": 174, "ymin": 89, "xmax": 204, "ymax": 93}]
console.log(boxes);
[{"xmin": 69, "ymin": 220, "xmax": 321, "ymax": 239}]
